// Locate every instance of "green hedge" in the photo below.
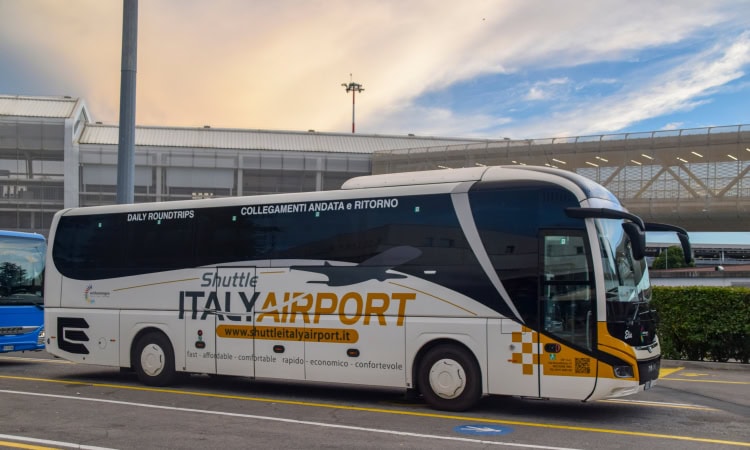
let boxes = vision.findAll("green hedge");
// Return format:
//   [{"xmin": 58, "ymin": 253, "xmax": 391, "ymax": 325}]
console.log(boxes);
[{"xmin": 651, "ymin": 286, "xmax": 750, "ymax": 363}]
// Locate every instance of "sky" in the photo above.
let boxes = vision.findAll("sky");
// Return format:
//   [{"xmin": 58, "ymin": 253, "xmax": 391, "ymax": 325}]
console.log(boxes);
[{"xmin": 1, "ymin": 0, "xmax": 750, "ymax": 139}]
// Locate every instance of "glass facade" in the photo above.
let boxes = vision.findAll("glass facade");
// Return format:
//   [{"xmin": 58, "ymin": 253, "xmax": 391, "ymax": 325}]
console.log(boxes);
[
  {"xmin": 374, "ymin": 125, "xmax": 750, "ymax": 232},
  {"xmin": 0, "ymin": 116, "xmax": 371, "ymax": 237},
  {"xmin": 78, "ymin": 147, "xmax": 371, "ymax": 206},
  {"xmin": 0, "ymin": 121, "xmax": 66, "ymax": 234}
]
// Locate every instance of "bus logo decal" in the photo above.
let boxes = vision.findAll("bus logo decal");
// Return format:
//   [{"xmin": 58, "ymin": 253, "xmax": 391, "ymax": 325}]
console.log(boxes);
[
  {"xmin": 57, "ymin": 317, "xmax": 90, "ymax": 355},
  {"xmin": 84, "ymin": 285, "xmax": 110, "ymax": 304},
  {"xmin": 84, "ymin": 284, "xmax": 94, "ymax": 304}
]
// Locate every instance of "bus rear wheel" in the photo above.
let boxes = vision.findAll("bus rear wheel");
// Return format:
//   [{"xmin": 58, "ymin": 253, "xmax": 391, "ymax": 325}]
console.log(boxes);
[
  {"xmin": 133, "ymin": 331, "xmax": 177, "ymax": 386},
  {"xmin": 418, "ymin": 344, "xmax": 481, "ymax": 411}
]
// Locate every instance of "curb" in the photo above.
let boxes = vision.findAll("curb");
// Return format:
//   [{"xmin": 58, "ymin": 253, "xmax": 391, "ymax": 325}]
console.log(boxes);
[{"xmin": 661, "ymin": 359, "xmax": 750, "ymax": 371}]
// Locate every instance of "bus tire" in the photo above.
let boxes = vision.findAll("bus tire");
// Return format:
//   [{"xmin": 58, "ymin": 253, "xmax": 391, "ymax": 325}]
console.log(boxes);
[
  {"xmin": 418, "ymin": 344, "xmax": 481, "ymax": 411},
  {"xmin": 133, "ymin": 331, "xmax": 177, "ymax": 387}
]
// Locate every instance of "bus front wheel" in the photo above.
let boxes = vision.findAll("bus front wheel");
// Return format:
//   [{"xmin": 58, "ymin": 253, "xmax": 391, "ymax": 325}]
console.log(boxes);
[
  {"xmin": 133, "ymin": 331, "xmax": 177, "ymax": 386},
  {"xmin": 418, "ymin": 344, "xmax": 481, "ymax": 411}
]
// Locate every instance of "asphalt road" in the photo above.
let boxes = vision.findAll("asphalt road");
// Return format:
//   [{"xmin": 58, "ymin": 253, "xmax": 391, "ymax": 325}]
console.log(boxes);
[{"xmin": 0, "ymin": 351, "xmax": 748, "ymax": 450}]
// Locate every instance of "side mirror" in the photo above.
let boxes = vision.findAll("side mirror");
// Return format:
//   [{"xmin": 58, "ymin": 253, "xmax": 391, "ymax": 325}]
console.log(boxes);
[
  {"xmin": 644, "ymin": 222, "xmax": 692, "ymax": 265},
  {"xmin": 677, "ymin": 232, "xmax": 693, "ymax": 264},
  {"xmin": 622, "ymin": 222, "xmax": 646, "ymax": 261}
]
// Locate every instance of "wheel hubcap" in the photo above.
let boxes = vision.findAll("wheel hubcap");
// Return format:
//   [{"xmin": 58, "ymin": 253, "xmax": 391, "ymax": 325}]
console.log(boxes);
[
  {"xmin": 141, "ymin": 343, "xmax": 165, "ymax": 377},
  {"xmin": 428, "ymin": 358, "xmax": 466, "ymax": 399}
]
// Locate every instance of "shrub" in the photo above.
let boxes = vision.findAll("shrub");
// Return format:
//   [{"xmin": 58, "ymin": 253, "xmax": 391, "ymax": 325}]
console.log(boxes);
[{"xmin": 651, "ymin": 286, "xmax": 750, "ymax": 363}]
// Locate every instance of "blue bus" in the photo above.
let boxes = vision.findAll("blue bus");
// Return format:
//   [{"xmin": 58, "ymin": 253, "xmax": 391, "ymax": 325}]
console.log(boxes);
[{"xmin": 0, "ymin": 230, "xmax": 46, "ymax": 353}]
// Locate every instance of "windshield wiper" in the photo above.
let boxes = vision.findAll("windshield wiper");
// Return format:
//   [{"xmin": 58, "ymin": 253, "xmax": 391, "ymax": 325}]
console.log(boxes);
[{"xmin": 629, "ymin": 302, "xmax": 640, "ymax": 326}]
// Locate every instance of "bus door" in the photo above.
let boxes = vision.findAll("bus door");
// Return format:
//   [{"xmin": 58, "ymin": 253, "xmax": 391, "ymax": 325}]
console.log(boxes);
[
  {"xmin": 538, "ymin": 233, "xmax": 597, "ymax": 399},
  {"xmin": 183, "ymin": 272, "xmax": 218, "ymax": 375},
  {"xmin": 253, "ymin": 268, "xmax": 305, "ymax": 380},
  {"xmin": 214, "ymin": 267, "xmax": 257, "ymax": 377}
]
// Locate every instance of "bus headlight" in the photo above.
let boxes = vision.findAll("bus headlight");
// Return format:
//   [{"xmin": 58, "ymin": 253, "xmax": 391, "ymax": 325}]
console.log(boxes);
[
  {"xmin": 37, "ymin": 328, "xmax": 45, "ymax": 345},
  {"xmin": 613, "ymin": 365, "xmax": 634, "ymax": 378}
]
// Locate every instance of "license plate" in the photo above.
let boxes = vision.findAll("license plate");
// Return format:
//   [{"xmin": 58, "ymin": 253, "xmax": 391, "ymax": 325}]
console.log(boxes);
[{"xmin": 2, "ymin": 345, "xmax": 14, "ymax": 352}]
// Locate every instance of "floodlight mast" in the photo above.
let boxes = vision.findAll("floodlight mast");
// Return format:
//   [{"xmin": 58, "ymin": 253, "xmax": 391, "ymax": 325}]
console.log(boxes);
[{"xmin": 341, "ymin": 74, "xmax": 364, "ymax": 133}]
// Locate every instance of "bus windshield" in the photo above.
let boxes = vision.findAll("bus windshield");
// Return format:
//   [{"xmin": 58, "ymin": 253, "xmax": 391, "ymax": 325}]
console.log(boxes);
[
  {"xmin": 598, "ymin": 219, "xmax": 655, "ymax": 347},
  {"xmin": 0, "ymin": 235, "xmax": 46, "ymax": 306}
]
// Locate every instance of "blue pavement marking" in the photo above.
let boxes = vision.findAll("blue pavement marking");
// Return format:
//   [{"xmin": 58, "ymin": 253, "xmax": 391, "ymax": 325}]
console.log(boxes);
[{"xmin": 454, "ymin": 424, "xmax": 513, "ymax": 436}]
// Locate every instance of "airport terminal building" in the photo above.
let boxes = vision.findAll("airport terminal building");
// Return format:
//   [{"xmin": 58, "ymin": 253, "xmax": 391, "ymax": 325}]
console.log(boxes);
[
  {"xmin": 0, "ymin": 95, "xmax": 489, "ymax": 234},
  {"xmin": 1, "ymin": 94, "xmax": 749, "ymax": 243}
]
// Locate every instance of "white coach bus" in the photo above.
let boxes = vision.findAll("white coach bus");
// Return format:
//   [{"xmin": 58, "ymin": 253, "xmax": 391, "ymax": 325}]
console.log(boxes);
[{"xmin": 44, "ymin": 165, "xmax": 690, "ymax": 411}]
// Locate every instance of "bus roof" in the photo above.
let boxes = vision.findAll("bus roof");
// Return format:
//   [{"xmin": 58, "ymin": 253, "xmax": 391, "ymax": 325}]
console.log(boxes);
[
  {"xmin": 0, "ymin": 230, "xmax": 45, "ymax": 240},
  {"xmin": 342, "ymin": 167, "xmax": 488, "ymax": 189},
  {"xmin": 342, "ymin": 165, "xmax": 618, "ymax": 203}
]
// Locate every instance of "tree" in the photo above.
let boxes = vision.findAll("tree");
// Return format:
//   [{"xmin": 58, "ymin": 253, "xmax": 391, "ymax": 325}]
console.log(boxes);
[
  {"xmin": 0, "ymin": 262, "xmax": 26, "ymax": 295},
  {"xmin": 651, "ymin": 245, "xmax": 692, "ymax": 270}
]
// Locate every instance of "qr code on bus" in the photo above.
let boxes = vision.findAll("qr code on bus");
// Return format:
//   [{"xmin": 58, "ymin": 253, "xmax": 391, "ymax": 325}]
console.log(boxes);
[{"xmin": 575, "ymin": 358, "xmax": 591, "ymax": 374}]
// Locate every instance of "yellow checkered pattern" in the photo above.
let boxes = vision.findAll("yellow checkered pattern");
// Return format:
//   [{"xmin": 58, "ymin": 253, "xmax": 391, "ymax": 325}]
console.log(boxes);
[{"xmin": 510, "ymin": 326, "xmax": 540, "ymax": 375}]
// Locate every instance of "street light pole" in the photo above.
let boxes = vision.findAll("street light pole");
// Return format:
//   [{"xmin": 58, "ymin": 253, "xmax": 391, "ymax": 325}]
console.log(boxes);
[
  {"xmin": 341, "ymin": 74, "xmax": 364, "ymax": 133},
  {"xmin": 117, "ymin": 0, "xmax": 138, "ymax": 204}
]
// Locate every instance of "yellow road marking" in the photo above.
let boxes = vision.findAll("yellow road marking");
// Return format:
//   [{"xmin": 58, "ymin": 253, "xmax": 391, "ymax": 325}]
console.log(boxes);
[
  {"xmin": 664, "ymin": 378, "xmax": 750, "ymax": 385},
  {"xmin": 0, "ymin": 356, "xmax": 72, "ymax": 365},
  {"xmin": 659, "ymin": 367, "xmax": 683, "ymax": 377},
  {"xmin": 597, "ymin": 399, "xmax": 716, "ymax": 411},
  {"xmin": 658, "ymin": 367, "xmax": 749, "ymax": 385},
  {"xmin": 0, "ymin": 374, "xmax": 748, "ymax": 447},
  {"xmin": 0, "ymin": 440, "xmax": 58, "ymax": 450}
]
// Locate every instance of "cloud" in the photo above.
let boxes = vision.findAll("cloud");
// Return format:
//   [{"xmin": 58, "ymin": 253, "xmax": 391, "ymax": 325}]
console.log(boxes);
[
  {"xmin": 524, "ymin": 78, "xmax": 570, "ymax": 101},
  {"xmin": 0, "ymin": 0, "xmax": 748, "ymax": 138},
  {"xmin": 661, "ymin": 122, "xmax": 684, "ymax": 131},
  {"xmin": 368, "ymin": 102, "xmax": 513, "ymax": 138},
  {"xmin": 492, "ymin": 31, "xmax": 750, "ymax": 138},
  {"xmin": 585, "ymin": 32, "xmax": 750, "ymax": 132}
]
